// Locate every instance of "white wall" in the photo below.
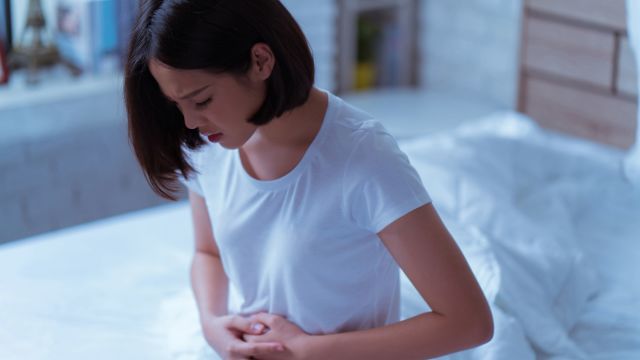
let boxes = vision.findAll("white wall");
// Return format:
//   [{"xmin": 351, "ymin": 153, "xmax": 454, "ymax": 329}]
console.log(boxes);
[
  {"xmin": 281, "ymin": 0, "xmax": 337, "ymax": 92},
  {"xmin": 419, "ymin": 0, "xmax": 523, "ymax": 108}
]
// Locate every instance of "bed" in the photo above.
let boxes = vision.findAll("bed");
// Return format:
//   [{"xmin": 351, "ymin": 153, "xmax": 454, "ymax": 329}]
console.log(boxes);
[{"xmin": 1, "ymin": 110, "xmax": 639, "ymax": 360}]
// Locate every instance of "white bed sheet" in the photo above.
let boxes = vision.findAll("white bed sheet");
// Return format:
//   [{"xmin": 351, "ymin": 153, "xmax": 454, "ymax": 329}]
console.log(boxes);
[{"xmin": 1, "ymin": 111, "xmax": 638, "ymax": 360}]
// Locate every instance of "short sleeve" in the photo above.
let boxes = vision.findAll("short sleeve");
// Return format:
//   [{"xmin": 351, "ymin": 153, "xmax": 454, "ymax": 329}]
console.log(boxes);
[
  {"xmin": 343, "ymin": 124, "xmax": 431, "ymax": 233},
  {"xmin": 178, "ymin": 146, "xmax": 204, "ymax": 196}
]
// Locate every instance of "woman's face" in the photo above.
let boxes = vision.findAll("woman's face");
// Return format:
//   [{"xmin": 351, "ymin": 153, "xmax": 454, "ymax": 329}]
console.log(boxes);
[{"xmin": 149, "ymin": 58, "xmax": 266, "ymax": 149}]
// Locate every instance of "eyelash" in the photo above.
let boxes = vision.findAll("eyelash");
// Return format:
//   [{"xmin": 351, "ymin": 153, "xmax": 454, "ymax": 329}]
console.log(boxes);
[{"xmin": 195, "ymin": 98, "xmax": 212, "ymax": 109}]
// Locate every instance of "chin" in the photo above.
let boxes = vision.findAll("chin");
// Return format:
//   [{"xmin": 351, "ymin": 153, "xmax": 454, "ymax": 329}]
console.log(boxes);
[
  {"xmin": 217, "ymin": 138, "xmax": 244, "ymax": 150},
  {"xmin": 218, "ymin": 143, "xmax": 238, "ymax": 150}
]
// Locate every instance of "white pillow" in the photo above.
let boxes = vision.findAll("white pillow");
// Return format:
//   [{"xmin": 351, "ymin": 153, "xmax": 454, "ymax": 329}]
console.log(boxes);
[{"xmin": 623, "ymin": 0, "xmax": 640, "ymax": 183}]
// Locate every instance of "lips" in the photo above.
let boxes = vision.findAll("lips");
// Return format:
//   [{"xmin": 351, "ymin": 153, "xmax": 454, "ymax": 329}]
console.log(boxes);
[{"xmin": 207, "ymin": 133, "xmax": 223, "ymax": 142}]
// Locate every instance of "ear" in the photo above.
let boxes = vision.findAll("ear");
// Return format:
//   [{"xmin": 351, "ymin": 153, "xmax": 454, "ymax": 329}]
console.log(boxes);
[{"xmin": 249, "ymin": 43, "xmax": 275, "ymax": 81}]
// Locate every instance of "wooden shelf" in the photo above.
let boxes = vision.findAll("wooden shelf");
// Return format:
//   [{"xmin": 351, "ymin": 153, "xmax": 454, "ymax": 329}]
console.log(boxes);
[{"xmin": 336, "ymin": 0, "xmax": 418, "ymax": 93}]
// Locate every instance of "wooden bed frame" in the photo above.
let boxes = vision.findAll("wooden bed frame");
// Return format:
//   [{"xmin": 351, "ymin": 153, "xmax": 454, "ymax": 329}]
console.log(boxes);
[{"xmin": 518, "ymin": 0, "xmax": 638, "ymax": 149}]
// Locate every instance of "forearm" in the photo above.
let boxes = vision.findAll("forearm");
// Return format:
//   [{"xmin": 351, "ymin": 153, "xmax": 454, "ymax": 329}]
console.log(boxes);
[
  {"xmin": 190, "ymin": 251, "xmax": 229, "ymax": 322},
  {"xmin": 304, "ymin": 311, "xmax": 492, "ymax": 360}
]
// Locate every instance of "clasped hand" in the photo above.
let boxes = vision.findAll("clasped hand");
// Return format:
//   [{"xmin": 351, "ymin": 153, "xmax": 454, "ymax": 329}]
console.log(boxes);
[{"xmin": 202, "ymin": 312, "xmax": 310, "ymax": 360}]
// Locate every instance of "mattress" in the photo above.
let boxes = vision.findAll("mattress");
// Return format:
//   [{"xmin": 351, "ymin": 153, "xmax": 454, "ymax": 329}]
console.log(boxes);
[{"xmin": 1, "ymin": 111, "xmax": 638, "ymax": 359}]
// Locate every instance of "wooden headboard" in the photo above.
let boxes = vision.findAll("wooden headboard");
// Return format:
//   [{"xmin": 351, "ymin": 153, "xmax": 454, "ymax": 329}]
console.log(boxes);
[{"xmin": 518, "ymin": 0, "xmax": 638, "ymax": 149}]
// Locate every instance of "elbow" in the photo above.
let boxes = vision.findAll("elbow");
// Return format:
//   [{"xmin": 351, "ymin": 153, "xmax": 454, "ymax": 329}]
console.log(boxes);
[
  {"xmin": 473, "ymin": 306, "xmax": 495, "ymax": 346},
  {"xmin": 477, "ymin": 319, "xmax": 494, "ymax": 345},
  {"xmin": 454, "ymin": 305, "xmax": 494, "ymax": 348}
]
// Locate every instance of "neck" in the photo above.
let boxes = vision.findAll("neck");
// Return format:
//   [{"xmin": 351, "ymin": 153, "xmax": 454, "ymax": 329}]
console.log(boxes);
[{"xmin": 248, "ymin": 87, "xmax": 327, "ymax": 148}]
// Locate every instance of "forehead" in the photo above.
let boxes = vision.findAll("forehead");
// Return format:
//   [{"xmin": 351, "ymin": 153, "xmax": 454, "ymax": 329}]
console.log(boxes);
[{"xmin": 148, "ymin": 59, "xmax": 216, "ymax": 98}]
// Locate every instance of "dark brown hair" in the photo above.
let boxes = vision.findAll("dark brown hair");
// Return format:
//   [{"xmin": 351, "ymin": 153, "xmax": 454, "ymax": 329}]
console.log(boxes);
[{"xmin": 125, "ymin": 0, "xmax": 315, "ymax": 200}]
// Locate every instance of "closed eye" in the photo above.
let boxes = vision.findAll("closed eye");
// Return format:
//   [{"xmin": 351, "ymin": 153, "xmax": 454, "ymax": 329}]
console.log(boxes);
[{"xmin": 195, "ymin": 98, "xmax": 212, "ymax": 109}]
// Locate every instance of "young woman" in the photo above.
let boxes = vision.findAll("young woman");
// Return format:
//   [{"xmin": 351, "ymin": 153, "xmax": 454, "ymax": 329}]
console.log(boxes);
[{"xmin": 125, "ymin": 1, "xmax": 493, "ymax": 359}]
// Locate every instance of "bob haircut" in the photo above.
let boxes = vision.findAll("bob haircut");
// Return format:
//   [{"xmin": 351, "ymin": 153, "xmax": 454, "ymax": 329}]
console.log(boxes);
[{"xmin": 124, "ymin": 0, "xmax": 315, "ymax": 200}]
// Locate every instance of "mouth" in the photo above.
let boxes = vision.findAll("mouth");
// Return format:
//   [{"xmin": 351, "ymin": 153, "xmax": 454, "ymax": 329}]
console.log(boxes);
[{"xmin": 206, "ymin": 133, "xmax": 223, "ymax": 142}]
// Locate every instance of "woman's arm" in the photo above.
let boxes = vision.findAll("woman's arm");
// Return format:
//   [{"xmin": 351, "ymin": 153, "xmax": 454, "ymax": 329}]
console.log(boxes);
[
  {"xmin": 189, "ymin": 190, "xmax": 229, "ymax": 319},
  {"xmin": 189, "ymin": 191, "xmax": 288, "ymax": 358},
  {"xmin": 304, "ymin": 203, "xmax": 494, "ymax": 359},
  {"xmin": 246, "ymin": 203, "xmax": 493, "ymax": 359}
]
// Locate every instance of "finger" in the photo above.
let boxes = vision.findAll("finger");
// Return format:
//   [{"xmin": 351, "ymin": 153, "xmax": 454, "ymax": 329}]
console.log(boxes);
[
  {"xmin": 229, "ymin": 341, "xmax": 284, "ymax": 357},
  {"xmin": 227, "ymin": 316, "xmax": 254, "ymax": 334},
  {"xmin": 249, "ymin": 312, "xmax": 281, "ymax": 328},
  {"xmin": 243, "ymin": 333, "xmax": 274, "ymax": 343}
]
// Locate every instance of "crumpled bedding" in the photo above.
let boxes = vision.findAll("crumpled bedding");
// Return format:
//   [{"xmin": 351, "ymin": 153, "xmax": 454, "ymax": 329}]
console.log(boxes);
[{"xmin": 399, "ymin": 112, "xmax": 640, "ymax": 360}]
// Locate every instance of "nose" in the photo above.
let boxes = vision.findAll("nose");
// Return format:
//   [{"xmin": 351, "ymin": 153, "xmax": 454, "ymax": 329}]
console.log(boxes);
[{"xmin": 183, "ymin": 111, "xmax": 203, "ymax": 130}]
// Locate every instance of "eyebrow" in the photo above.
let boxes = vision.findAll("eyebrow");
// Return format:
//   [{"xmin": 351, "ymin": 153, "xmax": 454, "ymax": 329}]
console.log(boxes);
[{"xmin": 170, "ymin": 85, "xmax": 211, "ymax": 101}]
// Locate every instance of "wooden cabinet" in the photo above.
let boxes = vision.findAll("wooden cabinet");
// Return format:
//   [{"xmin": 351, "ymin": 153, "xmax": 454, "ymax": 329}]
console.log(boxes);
[
  {"xmin": 524, "ymin": 16, "xmax": 615, "ymax": 89},
  {"xmin": 525, "ymin": 0, "xmax": 627, "ymax": 31},
  {"xmin": 523, "ymin": 76, "xmax": 637, "ymax": 148},
  {"xmin": 519, "ymin": 0, "xmax": 637, "ymax": 149}
]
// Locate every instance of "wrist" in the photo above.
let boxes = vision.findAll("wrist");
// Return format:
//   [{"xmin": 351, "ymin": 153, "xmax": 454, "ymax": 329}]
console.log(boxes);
[
  {"xmin": 199, "ymin": 311, "xmax": 226, "ymax": 328},
  {"xmin": 296, "ymin": 334, "xmax": 326, "ymax": 360},
  {"xmin": 199, "ymin": 314, "xmax": 227, "ymax": 348}
]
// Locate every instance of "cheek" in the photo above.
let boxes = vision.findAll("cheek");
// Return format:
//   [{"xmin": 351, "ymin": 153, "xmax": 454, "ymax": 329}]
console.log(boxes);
[
  {"xmin": 209, "ymin": 98, "xmax": 241, "ymax": 120},
  {"xmin": 200, "ymin": 104, "xmax": 231, "ymax": 127}
]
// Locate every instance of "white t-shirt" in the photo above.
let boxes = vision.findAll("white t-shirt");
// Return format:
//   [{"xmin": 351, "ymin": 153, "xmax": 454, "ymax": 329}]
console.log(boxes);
[{"xmin": 180, "ymin": 90, "xmax": 431, "ymax": 335}]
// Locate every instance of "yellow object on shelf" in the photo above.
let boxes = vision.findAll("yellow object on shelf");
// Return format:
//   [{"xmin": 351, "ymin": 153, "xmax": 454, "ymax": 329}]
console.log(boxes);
[{"xmin": 354, "ymin": 62, "xmax": 376, "ymax": 90}]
